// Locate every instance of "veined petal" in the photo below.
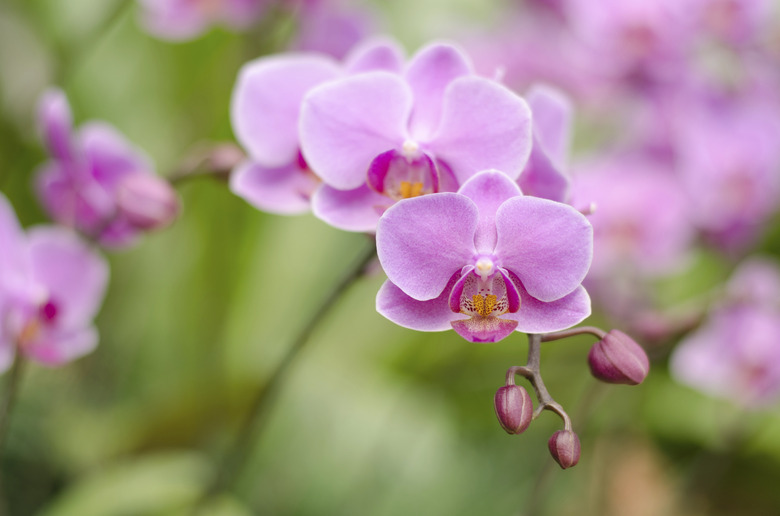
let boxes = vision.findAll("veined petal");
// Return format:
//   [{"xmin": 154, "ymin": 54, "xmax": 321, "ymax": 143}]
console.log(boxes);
[
  {"xmin": 344, "ymin": 37, "xmax": 405, "ymax": 74},
  {"xmin": 38, "ymin": 88, "xmax": 75, "ymax": 162},
  {"xmin": 502, "ymin": 282, "xmax": 591, "ymax": 333},
  {"xmin": 457, "ymin": 170, "xmax": 522, "ymax": 253},
  {"xmin": 376, "ymin": 276, "xmax": 466, "ymax": 331},
  {"xmin": 300, "ymin": 72, "xmax": 413, "ymax": 190},
  {"xmin": 312, "ymin": 183, "xmax": 388, "ymax": 232},
  {"xmin": 404, "ymin": 42, "xmax": 473, "ymax": 141},
  {"xmin": 518, "ymin": 139, "xmax": 569, "ymax": 202},
  {"xmin": 230, "ymin": 160, "xmax": 315, "ymax": 215},
  {"xmin": 232, "ymin": 53, "xmax": 341, "ymax": 167},
  {"xmin": 377, "ymin": 193, "xmax": 477, "ymax": 301},
  {"xmin": 495, "ymin": 196, "xmax": 592, "ymax": 302},
  {"xmin": 27, "ymin": 227, "xmax": 109, "ymax": 329},
  {"xmin": 427, "ymin": 76, "xmax": 532, "ymax": 184}
]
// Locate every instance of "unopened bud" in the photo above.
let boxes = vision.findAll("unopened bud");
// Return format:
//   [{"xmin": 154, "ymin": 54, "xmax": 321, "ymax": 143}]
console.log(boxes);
[
  {"xmin": 494, "ymin": 385, "xmax": 533, "ymax": 434},
  {"xmin": 116, "ymin": 173, "xmax": 180, "ymax": 231},
  {"xmin": 588, "ymin": 329, "xmax": 649, "ymax": 385},
  {"xmin": 548, "ymin": 430, "xmax": 580, "ymax": 469}
]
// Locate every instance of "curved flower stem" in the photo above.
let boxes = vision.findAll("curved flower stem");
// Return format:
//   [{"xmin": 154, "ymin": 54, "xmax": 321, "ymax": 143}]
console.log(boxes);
[
  {"xmin": 58, "ymin": 0, "xmax": 135, "ymax": 86},
  {"xmin": 0, "ymin": 350, "xmax": 27, "ymax": 516},
  {"xmin": 0, "ymin": 351, "xmax": 26, "ymax": 454},
  {"xmin": 192, "ymin": 242, "xmax": 377, "ymax": 513},
  {"xmin": 540, "ymin": 326, "xmax": 606, "ymax": 343},
  {"xmin": 507, "ymin": 334, "xmax": 572, "ymax": 431}
]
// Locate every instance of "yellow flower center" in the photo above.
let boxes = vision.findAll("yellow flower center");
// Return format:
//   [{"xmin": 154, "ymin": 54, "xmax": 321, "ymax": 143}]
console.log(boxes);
[{"xmin": 472, "ymin": 294, "xmax": 498, "ymax": 317}]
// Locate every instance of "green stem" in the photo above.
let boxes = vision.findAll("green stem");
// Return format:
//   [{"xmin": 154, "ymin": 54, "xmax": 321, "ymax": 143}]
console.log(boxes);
[
  {"xmin": 0, "ymin": 351, "xmax": 27, "ymax": 516},
  {"xmin": 0, "ymin": 352, "xmax": 26, "ymax": 454},
  {"xmin": 58, "ymin": 0, "xmax": 134, "ymax": 86},
  {"xmin": 192, "ymin": 242, "xmax": 377, "ymax": 512}
]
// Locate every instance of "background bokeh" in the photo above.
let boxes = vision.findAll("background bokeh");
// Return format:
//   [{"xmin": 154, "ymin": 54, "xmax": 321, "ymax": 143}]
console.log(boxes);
[{"xmin": 2, "ymin": 0, "xmax": 780, "ymax": 515}]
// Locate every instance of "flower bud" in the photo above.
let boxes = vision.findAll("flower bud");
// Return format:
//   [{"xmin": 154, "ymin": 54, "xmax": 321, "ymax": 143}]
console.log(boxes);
[
  {"xmin": 494, "ymin": 384, "xmax": 533, "ymax": 434},
  {"xmin": 116, "ymin": 174, "xmax": 180, "ymax": 231},
  {"xmin": 548, "ymin": 430, "xmax": 580, "ymax": 469},
  {"xmin": 588, "ymin": 329, "xmax": 649, "ymax": 385}
]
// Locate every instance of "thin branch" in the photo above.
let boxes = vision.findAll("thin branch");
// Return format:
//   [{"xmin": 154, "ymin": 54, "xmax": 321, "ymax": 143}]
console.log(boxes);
[
  {"xmin": 540, "ymin": 326, "xmax": 606, "ymax": 343},
  {"xmin": 507, "ymin": 334, "xmax": 572, "ymax": 431},
  {"xmin": 191, "ymin": 242, "xmax": 377, "ymax": 513}
]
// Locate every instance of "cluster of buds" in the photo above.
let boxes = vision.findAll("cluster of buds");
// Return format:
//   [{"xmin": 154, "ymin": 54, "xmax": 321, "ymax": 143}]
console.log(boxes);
[{"xmin": 494, "ymin": 327, "xmax": 649, "ymax": 469}]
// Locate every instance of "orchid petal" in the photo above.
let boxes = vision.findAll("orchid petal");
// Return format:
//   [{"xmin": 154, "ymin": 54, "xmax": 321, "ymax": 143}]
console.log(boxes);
[
  {"xmin": 24, "ymin": 326, "xmax": 98, "ymax": 366},
  {"xmin": 428, "ymin": 77, "xmax": 532, "ymax": 184},
  {"xmin": 457, "ymin": 170, "xmax": 522, "ymax": 253},
  {"xmin": 404, "ymin": 42, "xmax": 473, "ymax": 141},
  {"xmin": 518, "ymin": 139, "xmax": 569, "ymax": 202},
  {"xmin": 344, "ymin": 37, "xmax": 405, "ymax": 74},
  {"xmin": 503, "ymin": 281, "xmax": 591, "ymax": 333},
  {"xmin": 377, "ymin": 193, "xmax": 477, "ymax": 300},
  {"xmin": 232, "ymin": 53, "xmax": 341, "ymax": 167},
  {"xmin": 38, "ymin": 88, "xmax": 75, "ymax": 161},
  {"xmin": 311, "ymin": 183, "xmax": 388, "ymax": 232},
  {"xmin": 495, "ymin": 196, "xmax": 592, "ymax": 302},
  {"xmin": 376, "ymin": 276, "xmax": 466, "ymax": 331},
  {"xmin": 27, "ymin": 227, "xmax": 109, "ymax": 329},
  {"xmin": 80, "ymin": 122, "xmax": 153, "ymax": 189},
  {"xmin": 300, "ymin": 72, "xmax": 413, "ymax": 190},
  {"xmin": 231, "ymin": 160, "xmax": 315, "ymax": 215},
  {"xmin": 526, "ymin": 84, "xmax": 572, "ymax": 167}
]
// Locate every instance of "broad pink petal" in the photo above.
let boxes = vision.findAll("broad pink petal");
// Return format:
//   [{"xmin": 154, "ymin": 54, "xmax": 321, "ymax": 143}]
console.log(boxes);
[
  {"xmin": 232, "ymin": 54, "xmax": 341, "ymax": 167},
  {"xmin": 26, "ymin": 227, "xmax": 108, "ymax": 329},
  {"xmin": 376, "ymin": 276, "xmax": 466, "ymax": 331},
  {"xmin": 526, "ymin": 85, "xmax": 572, "ymax": 167},
  {"xmin": 404, "ymin": 43, "xmax": 473, "ymax": 141},
  {"xmin": 427, "ymin": 77, "xmax": 532, "ymax": 184},
  {"xmin": 230, "ymin": 160, "xmax": 315, "ymax": 215},
  {"xmin": 376, "ymin": 193, "xmax": 477, "ymax": 300},
  {"xmin": 344, "ymin": 37, "xmax": 405, "ymax": 74},
  {"xmin": 24, "ymin": 326, "xmax": 98, "ymax": 366},
  {"xmin": 503, "ymin": 283, "xmax": 591, "ymax": 334},
  {"xmin": 495, "ymin": 196, "xmax": 592, "ymax": 302},
  {"xmin": 451, "ymin": 317, "xmax": 518, "ymax": 343},
  {"xmin": 457, "ymin": 170, "xmax": 522, "ymax": 253},
  {"xmin": 311, "ymin": 184, "xmax": 388, "ymax": 232},
  {"xmin": 38, "ymin": 88, "xmax": 75, "ymax": 161},
  {"xmin": 300, "ymin": 72, "xmax": 413, "ymax": 190}
]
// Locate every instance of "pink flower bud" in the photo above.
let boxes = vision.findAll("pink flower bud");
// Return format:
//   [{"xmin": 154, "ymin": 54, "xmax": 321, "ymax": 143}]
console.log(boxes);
[
  {"xmin": 116, "ymin": 174, "xmax": 180, "ymax": 231},
  {"xmin": 494, "ymin": 384, "xmax": 533, "ymax": 434},
  {"xmin": 588, "ymin": 329, "xmax": 649, "ymax": 385},
  {"xmin": 548, "ymin": 430, "xmax": 580, "ymax": 469}
]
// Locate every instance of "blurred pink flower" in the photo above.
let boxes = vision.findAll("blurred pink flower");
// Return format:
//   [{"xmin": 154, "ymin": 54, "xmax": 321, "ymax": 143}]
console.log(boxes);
[
  {"xmin": 138, "ymin": 0, "xmax": 268, "ymax": 41},
  {"xmin": 36, "ymin": 89, "xmax": 178, "ymax": 247},
  {"xmin": 0, "ymin": 194, "xmax": 108, "ymax": 371},
  {"xmin": 670, "ymin": 258, "xmax": 780, "ymax": 407}
]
